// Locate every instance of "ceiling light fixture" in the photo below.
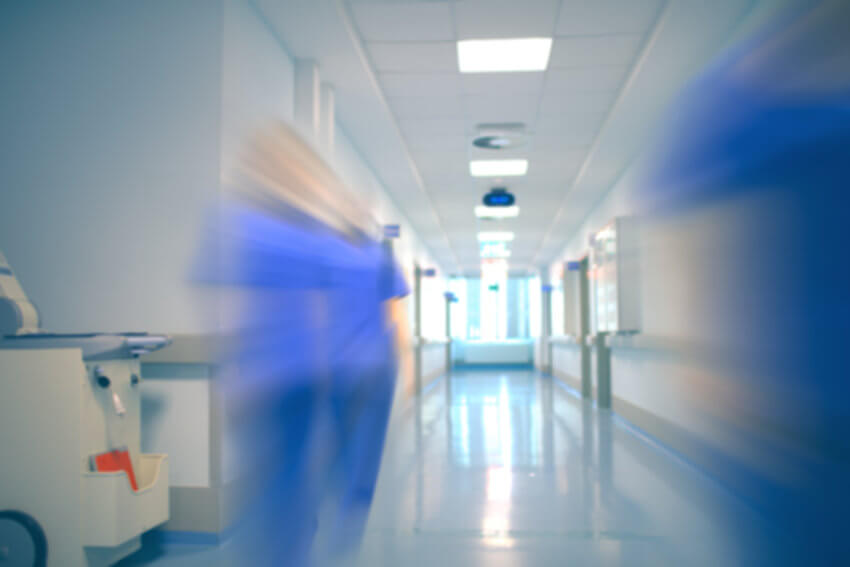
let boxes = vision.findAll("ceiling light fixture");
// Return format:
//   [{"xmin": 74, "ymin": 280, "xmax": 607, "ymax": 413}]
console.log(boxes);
[
  {"xmin": 480, "ymin": 242, "xmax": 511, "ymax": 259},
  {"xmin": 474, "ymin": 205, "xmax": 520, "ymax": 219},
  {"xmin": 470, "ymin": 159, "xmax": 528, "ymax": 177},
  {"xmin": 478, "ymin": 231, "xmax": 515, "ymax": 242},
  {"xmin": 457, "ymin": 38, "xmax": 553, "ymax": 73}
]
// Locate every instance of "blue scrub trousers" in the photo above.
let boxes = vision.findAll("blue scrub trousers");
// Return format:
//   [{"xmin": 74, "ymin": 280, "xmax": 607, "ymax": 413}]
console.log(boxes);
[
  {"xmin": 231, "ymin": 383, "xmax": 322, "ymax": 567},
  {"xmin": 326, "ymin": 366, "xmax": 395, "ymax": 555}
]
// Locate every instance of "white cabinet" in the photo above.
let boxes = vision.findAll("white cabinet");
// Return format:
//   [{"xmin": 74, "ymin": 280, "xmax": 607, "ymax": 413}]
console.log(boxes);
[
  {"xmin": 589, "ymin": 217, "xmax": 641, "ymax": 334},
  {"xmin": 0, "ymin": 336, "xmax": 170, "ymax": 566}
]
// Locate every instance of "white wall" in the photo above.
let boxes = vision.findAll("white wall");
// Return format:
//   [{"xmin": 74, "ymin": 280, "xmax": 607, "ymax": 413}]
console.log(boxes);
[
  {"xmin": 0, "ymin": 1, "xmax": 222, "ymax": 334},
  {"xmin": 551, "ymin": 343, "xmax": 581, "ymax": 383},
  {"xmin": 220, "ymin": 0, "xmax": 295, "ymax": 185},
  {"xmin": 420, "ymin": 343, "xmax": 447, "ymax": 386},
  {"xmin": 0, "ymin": 0, "xmax": 444, "ymax": 336},
  {"xmin": 0, "ymin": 0, "xmax": 448, "ymax": 496},
  {"xmin": 141, "ymin": 375, "xmax": 211, "ymax": 487}
]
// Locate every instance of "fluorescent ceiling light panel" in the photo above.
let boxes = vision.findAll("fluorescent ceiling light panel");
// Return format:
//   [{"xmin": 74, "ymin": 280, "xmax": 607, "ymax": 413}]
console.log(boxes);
[
  {"xmin": 478, "ymin": 231, "xmax": 515, "ymax": 242},
  {"xmin": 470, "ymin": 159, "xmax": 528, "ymax": 177},
  {"xmin": 481, "ymin": 249, "xmax": 511, "ymax": 259},
  {"xmin": 475, "ymin": 205, "xmax": 520, "ymax": 219},
  {"xmin": 458, "ymin": 38, "xmax": 553, "ymax": 73},
  {"xmin": 480, "ymin": 242, "xmax": 510, "ymax": 258}
]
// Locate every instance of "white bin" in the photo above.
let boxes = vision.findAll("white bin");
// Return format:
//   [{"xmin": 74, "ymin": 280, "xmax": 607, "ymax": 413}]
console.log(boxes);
[{"xmin": 82, "ymin": 454, "xmax": 169, "ymax": 548}]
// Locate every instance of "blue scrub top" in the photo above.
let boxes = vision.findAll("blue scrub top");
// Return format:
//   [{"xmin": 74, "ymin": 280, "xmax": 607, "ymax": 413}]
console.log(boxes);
[
  {"xmin": 194, "ymin": 202, "xmax": 342, "ymax": 395},
  {"xmin": 194, "ymin": 202, "xmax": 409, "ymax": 393},
  {"xmin": 326, "ymin": 236, "xmax": 409, "ymax": 381}
]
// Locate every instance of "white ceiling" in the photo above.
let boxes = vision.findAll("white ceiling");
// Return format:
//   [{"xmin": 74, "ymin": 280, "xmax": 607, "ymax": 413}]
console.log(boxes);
[
  {"xmin": 257, "ymin": 0, "xmax": 779, "ymax": 276},
  {"xmin": 349, "ymin": 0, "xmax": 661, "ymax": 273}
]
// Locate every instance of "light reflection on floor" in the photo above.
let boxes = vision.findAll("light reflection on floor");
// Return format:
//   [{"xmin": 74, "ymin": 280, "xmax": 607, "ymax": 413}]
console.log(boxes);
[{"xmin": 357, "ymin": 369, "xmax": 773, "ymax": 566}]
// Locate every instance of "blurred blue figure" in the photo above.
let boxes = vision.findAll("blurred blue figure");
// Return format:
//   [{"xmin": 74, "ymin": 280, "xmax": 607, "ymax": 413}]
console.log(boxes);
[
  {"xmin": 198, "ymin": 201, "xmax": 339, "ymax": 567},
  {"xmin": 324, "ymin": 236, "xmax": 408, "ymax": 558},
  {"xmin": 193, "ymin": 123, "xmax": 410, "ymax": 566},
  {"xmin": 641, "ymin": 1, "xmax": 850, "ymax": 562}
]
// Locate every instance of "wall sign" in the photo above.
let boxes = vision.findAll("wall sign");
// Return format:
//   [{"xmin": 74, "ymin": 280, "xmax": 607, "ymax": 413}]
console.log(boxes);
[{"xmin": 383, "ymin": 224, "xmax": 400, "ymax": 239}]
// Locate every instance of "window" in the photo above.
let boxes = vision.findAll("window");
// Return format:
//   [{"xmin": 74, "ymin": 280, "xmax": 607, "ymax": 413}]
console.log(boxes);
[{"xmin": 450, "ymin": 275, "xmax": 534, "ymax": 340}]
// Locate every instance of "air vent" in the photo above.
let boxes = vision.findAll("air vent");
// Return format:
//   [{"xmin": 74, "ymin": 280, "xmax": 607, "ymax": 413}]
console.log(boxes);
[{"xmin": 472, "ymin": 123, "xmax": 526, "ymax": 151}]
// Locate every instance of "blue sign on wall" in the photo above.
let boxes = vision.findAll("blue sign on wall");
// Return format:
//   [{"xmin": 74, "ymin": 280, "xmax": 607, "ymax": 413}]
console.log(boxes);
[
  {"xmin": 423, "ymin": 268, "xmax": 437, "ymax": 277},
  {"xmin": 384, "ymin": 224, "xmax": 400, "ymax": 239},
  {"xmin": 566, "ymin": 261, "xmax": 581, "ymax": 271},
  {"xmin": 541, "ymin": 284, "xmax": 553, "ymax": 292}
]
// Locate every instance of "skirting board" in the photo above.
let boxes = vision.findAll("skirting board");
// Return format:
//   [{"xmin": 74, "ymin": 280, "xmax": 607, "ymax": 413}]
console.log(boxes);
[
  {"xmin": 611, "ymin": 395, "xmax": 767, "ymax": 510},
  {"xmin": 551, "ymin": 369, "xmax": 582, "ymax": 393},
  {"xmin": 421, "ymin": 366, "xmax": 445, "ymax": 391}
]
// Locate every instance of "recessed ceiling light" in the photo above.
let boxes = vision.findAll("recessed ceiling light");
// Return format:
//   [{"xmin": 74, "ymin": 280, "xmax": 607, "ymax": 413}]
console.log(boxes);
[
  {"xmin": 478, "ymin": 231, "xmax": 515, "ymax": 242},
  {"xmin": 470, "ymin": 159, "xmax": 528, "ymax": 177},
  {"xmin": 480, "ymin": 242, "xmax": 511, "ymax": 259},
  {"xmin": 474, "ymin": 205, "xmax": 520, "ymax": 219},
  {"xmin": 457, "ymin": 38, "xmax": 553, "ymax": 73}
]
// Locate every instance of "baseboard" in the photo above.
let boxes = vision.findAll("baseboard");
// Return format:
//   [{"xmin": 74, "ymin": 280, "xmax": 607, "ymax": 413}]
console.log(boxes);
[
  {"xmin": 551, "ymin": 369, "xmax": 582, "ymax": 392},
  {"xmin": 453, "ymin": 363, "xmax": 533, "ymax": 370},
  {"xmin": 611, "ymin": 395, "xmax": 768, "ymax": 511}
]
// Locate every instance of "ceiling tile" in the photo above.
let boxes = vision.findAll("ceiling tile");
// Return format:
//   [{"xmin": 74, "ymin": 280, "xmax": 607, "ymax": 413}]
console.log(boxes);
[
  {"xmin": 545, "ymin": 65, "xmax": 629, "ymax": 93},
  {"xmin": 413, "ymin": 151, "xmax": 469, "ymax": 178},
  {"xmin": 550, "ymin": 34, "xmax": 643, "ymax": 67},
  {"xmin": 405, "ymin": 133, "xmax": 469, "ymax": 153},
  {"xmin": 367, "ymin": 41, "xmax": 457, "ymax": 73},
  {"xmin": 528, "ymin": 154, "xmax": 584, "ymax": 183},
  {"xmin": 463, "ymin": 94, "xmax": 539, "ymax": 128},
  {"xmin": 460, "ymin": 72, "xmax": 545, "ymax": 96},
  {"xmin": 388, "ymin": 95, "xmax": 464, "ymax": 119},
  {"xmin": 380, "ymin": 72, "xmax": 461, "ymax": 97},
  {"xmin": 537, "ymin": 89, "xmax": 618, "ymax": 117},
  {"xmin": 421, "ymin": 170, "xmax": 470, "ymax": 190},
  {"xmin": 556, "ymin": 0, "xmax": 662, "ymax": 36},
  {"xmin": 351, "ymin": 3, "xmax": 455, "ymax": 41},
  {"xmin": 532, "ymin": 146, "xmax": 588, "ymax": 165},
  {"xmin": 453, "ymin": 0, "xmax": 561, "ymax": 39},
  {"xmin": 533, "ymin": 115, "xmax": 605, "ymax": 145},
  {"xmin": 398, "ymin": 117, "xmax": 467, "ymax": 137},
  {"xmin": 535, "ymin": 109, "xmax": 605, "ymax": 131}
]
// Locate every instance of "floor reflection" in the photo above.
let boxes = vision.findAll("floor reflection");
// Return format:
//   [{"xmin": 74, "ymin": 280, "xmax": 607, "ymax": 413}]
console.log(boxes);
[{"xmin": 361, "ymin": 369, "xmax": 776, "ymax": 566}]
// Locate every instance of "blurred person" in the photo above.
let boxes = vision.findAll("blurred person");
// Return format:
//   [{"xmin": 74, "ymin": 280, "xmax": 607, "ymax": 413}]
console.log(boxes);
[
  {"xmin": 640, "ymin": 0, "xmax": 850, "ymax": 562},
  {"xmin": 194, "ymin": 121, "xmax": 410, "ymax": 566},
  {"xmin": 321, "ymin": 236, "xmax": 410, "ymax": 561}
]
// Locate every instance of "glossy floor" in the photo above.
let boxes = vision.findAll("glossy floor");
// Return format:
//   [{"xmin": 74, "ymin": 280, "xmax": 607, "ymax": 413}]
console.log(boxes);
[{"xmin": 125, "ymin": 369, "xmax": 775, "ymax": 566}]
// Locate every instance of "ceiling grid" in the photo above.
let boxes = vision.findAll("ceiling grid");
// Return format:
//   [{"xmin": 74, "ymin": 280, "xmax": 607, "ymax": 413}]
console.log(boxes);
[
  {"xmin": 258, "ymin": 0, "xmax": 768, "ymax": 275},
  {"xmin": 349, "ymin": 0, "xmax": 658, "ymax": 273}
]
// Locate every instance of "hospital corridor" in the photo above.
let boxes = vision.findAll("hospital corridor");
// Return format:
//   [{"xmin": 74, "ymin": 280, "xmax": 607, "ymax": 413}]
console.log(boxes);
[{"xmin": 1, "ymin": 1, "xmax": 848, "ymax": 566}]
